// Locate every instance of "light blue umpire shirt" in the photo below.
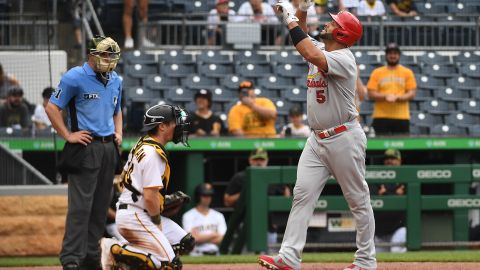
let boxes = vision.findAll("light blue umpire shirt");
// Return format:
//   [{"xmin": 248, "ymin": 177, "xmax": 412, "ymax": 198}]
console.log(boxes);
[{"xmin": 50, "ymin": 62, "xmax": 122, "ymax": 137}]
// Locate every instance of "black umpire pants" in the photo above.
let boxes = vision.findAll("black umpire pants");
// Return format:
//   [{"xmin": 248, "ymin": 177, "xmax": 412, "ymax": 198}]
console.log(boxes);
[{"xmin": 60, "ymin": 140, "xmax": 116, "ymax": 269}]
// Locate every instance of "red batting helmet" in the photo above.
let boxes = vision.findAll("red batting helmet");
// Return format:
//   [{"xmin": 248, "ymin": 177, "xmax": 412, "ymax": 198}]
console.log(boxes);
[{"xmin": 329, "ymin": 11, "xmax": 363, "ymax": 47}]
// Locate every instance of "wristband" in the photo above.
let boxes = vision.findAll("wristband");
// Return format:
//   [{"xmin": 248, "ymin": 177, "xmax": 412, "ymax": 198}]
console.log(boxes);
[
  {"xmin": 151, "ymin": 214, "xmax": 161, "ymax": 225},
  {"xmin": 289, "ymin": 26, "xmax": 308, "ymax": 46}
]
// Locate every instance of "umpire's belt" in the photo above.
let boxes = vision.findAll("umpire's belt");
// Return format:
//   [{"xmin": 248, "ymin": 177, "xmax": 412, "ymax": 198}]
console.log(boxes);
[
  {"xmin": 93, "ymin": 135, "xmax": 114, "ymax": 143},
  {"xmin": 118, "ymin": 203, "xmax": 148, "ymax": 213},
  {"xmin": 315, "ymin": 124, "xmax": 348, "ymax": 139}
]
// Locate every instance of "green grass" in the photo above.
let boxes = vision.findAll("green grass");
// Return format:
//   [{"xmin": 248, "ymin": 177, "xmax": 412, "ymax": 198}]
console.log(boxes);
[{"xmin": 1, "ymin": 251, "xmax": 479, "ymax": 267}]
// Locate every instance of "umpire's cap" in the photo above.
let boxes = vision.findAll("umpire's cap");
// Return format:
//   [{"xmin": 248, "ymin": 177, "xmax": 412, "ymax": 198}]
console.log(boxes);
[{"xmin": 141, "ymin": 104, "xmax": 176, "ymax": 132}]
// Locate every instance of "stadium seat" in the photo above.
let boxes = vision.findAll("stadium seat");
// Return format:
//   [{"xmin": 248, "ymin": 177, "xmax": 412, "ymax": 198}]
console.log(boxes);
[
  {"xmin": 0, "ymin": 127, "xmax": 25, "ymax": 137},
  {"xmin": 458, "ymin": 100, "xmax": 480, "ymax": 115},
  {"xmin": 271, "ymin": 99, "xmax": 293, "ymax": 116},
  {"xmin": 159, "ymin": 50, "xmax": 194, "ymax": 64},
  {"xmin": 453, "ymin": 52, "xmax": 480, "ymax": 63},
  {"xmin": 468, "ymin": 125, "xmax": 480, "ymax": 136},
  {"xmin": 416, "ymin": 2, "xmax": 447, "ymax": 15},
  {"xmin": 420, "ymin": 99, "xmax": 453, "ymax": 115},
  {"xmin": 436, "ymin": 87, "xmax": 470, "ymax": 102},
  {"xmin": 270, "ymin": 51, "xmax": 304, "ymax": 65},
  {"xmin": 430, "ymin": 124, "xmax": 467, "ymax": 136},
  {"xmin": 445, "ymin": 112, "xmax": 479, "ymax": 127},
  {"xmin": 182, "ymin": 74, "xmax": 218, "ymax": 90},
  {"xmin": 167, "ymin": 87, "xmax": 195, "ymax": 102},
  {"xmin": 123, "ymin": 50, "xmax": 157, "ymax": 65},
  {"xmin": 221, "ymin": 75, "xmax": 247, "ymax": 90},
  {"xmin": 410, "ymin": 112, "xmax": 443, "ymax": 127},
  {"xmin": 236, "ymin": 63, "xmax": 271, "ymax": 78},
  {"xmin": 120, "ymin": 75, "xmax": 141, "ymax": 88},
  {"xmin": 447, "ymin": 76, "xmax": 480, "ymax": 91},
  {"xmin": 233, "ymin": 51, "xmax": 268, "ymax": 64},
  {"xmin": 422, "ymin": 64, "xmax": 458, "ymax": 78},
  {"xmin": 459, "ymin": 64, "xmax": 480, "ymax": 78},
  {"xmin": 124, "ymin": 86, "xmax": 158, "ymax": 103},
  {"xmin": 144, "ymin": 75, "xmax": 179, "ymax": 90},
  {"xmin": 254, "ymin": 87, "xmax": 276, "ymax": 99},
  {"xmin": 417, "ymin": 52, "xmax": 451, "ymax": 65},
  {"xmin": 447, "ymin": 3, "xmax": 479, "ymax": 16},
  {"xmin": 295, "ymin": 77, "xmax": 306, "ymax": 87},
  {"xmin": 404, "ymin": 64, "xmax": 421, "ymax": 75},
  {"xmin": 283, "ymin": 86, "xmax": 307, "ymax": 102},
  {"xmin": 124, "ymin": 64, "xmax": 158, "ymax": 79},
  {"xmin": 210, "ymin": 87, "xmax": 236, "ymax": 102},
  {"xmin": 352, "ymin": 51, "xmax": 379, "ymax": 64},
  {"xmin": 275, "ymin": 63, "xmax": 307, "ymax": 78},
  {"xmin": 414, "ymin": 88, "xmax": 433, "ymax": 102},
  {"xmin": 416, "ymin": 75, "xmax": 446, "ymax": 90},
  {"xmin": 198, "ymin": 63, "xmax": 234, "ymax": 78},
  {"xmin": 258, "ymin": 75, "xmax": 294, "ymax": 90},
  {"xmin": 161, "ymin": 63, "xmax": 196, "ymax": 78},
  {"xmin": 358, "ymin": 64, "xmax": 379, "ymax": 78},
  {"xmin": 197, "ymin": 50, "xmax": 231, "ymax": 64}
]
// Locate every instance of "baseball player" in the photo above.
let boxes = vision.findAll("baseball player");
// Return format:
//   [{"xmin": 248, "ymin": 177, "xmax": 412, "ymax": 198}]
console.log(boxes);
[
  {"xmin": 259, "ymin": 1, "xmax": 376, "ymax": 270},
  {"xmin": 100, "ymin": 104, "xmax": 195, "ymax": 270},
  {"xmin": 182, "ymin": 183, "xmax": 227, "ymax": 256}
]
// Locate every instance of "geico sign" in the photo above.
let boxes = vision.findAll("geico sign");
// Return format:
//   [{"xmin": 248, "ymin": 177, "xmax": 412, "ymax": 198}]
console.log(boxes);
[
  {"xmin": 448, "ymin": 199, "xmax": 480, "ymax": 208},
  {"xmin": 365, "ymin": 170, "xmax": 396, "ymax": 179},
  {"xmin": 473, "ymin": 169, "xmax": 480, "ymax": 178},
  {"xmin": 417, "ymin": 170, "xmax": 451, "ymax": 179},
  {"xmin": 370, "ymin": 199, "xmax": 384, "ymax": 208},
  {"xmin": 315, "ymin": 200, "xmax": 328, "ymax": 209}
]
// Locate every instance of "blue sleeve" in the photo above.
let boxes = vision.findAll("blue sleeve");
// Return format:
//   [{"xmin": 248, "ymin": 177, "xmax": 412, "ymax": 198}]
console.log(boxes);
[
  {"xmin": 115, "ymin": 82, "xmax": 122, "ymax": 114},
  {"xmin": 49, "ymin": 72, "xmax": 77, "ymax": 110}
]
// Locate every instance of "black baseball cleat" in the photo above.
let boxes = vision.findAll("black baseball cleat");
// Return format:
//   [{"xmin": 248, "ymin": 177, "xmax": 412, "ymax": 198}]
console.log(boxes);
[{"xmin": 63, "ymin": 263, "xmax": 79, "ymax": 270}]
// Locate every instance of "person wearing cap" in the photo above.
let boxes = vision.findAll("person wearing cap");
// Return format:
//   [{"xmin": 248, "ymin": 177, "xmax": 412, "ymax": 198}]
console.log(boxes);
[
  {"xmin": 45, "ymin": 36, "xmax": 122, "ymax": 270},
  {"xmin": 386, "ymin": 0, "xmax": 417, "ymax": 17},
  {"xmin": 280, "ymin": 106, "xmax": 311, "ymax": 137},
  {"xmin": 357, "ymin": 0, "xmax": 386, "ymax": 17},
  {"xmin": 227, "ymin": 80, "xmax": 277, "ymax": 137},
  {"xmin": 0, "ymin": 87, "xmax": 31, "ymax": 130},
  {"xmin": 207, "ymin": 0, "xmax": 238, "ymax": 46},
  {"xmin": 182, "ymin": 183, "xmax": 227, "ymax": 256},
  {"xmin": 0, "ymin": 63, "xmax": 20, "ymax": 102},
  {"xmin": 32, "ymin": 87, "xmax": 54, "ymax": 131},
  {"xmin": 189, "ymin": 89, "xmax": 225, "ymax": 137},
  {"xmin": 100, "ymin": 104, "xmax": 190, "ymax": 270},
  {"xmin": 367, "ymin": 42, "xmax": 416, "ymax": 136}
]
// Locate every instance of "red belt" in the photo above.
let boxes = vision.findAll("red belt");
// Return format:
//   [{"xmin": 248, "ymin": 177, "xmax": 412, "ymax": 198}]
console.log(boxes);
[{"xmin": 316, "ymin": 125, "xmax": 348, "ymax": 139}]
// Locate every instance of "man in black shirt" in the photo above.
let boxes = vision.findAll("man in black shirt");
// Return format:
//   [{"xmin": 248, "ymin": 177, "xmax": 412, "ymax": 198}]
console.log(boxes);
[{"xmin": 188, "ymin": 89, "xmax": 225, "ymax": 137}]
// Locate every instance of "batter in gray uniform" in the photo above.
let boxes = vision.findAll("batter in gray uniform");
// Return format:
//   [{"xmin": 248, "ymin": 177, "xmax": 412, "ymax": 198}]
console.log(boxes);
[{"xmin": 259, "ymin": 1, "xmax": 376, "ymax": 270}]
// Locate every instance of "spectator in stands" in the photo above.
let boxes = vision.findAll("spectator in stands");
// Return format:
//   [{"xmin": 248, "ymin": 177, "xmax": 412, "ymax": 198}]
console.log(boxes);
[
  {"xmin": 123, "ymin": 0, "xmax": 153, "ymax": 48},
  {"xmin": 189, "ymin": 89, "xmax": 225, "ymax": 137},
  {"xmin": 32, "ymin": 87, "xmax": 54, "ymax": 130},
  {"xmin": 358, "ymin": 0, "xmax": 386, "ymax": 17},
  {"xmin": 0, "ymin": 87, "xmax": 31, "ymax": 130},
  {"xmin": 280, "ymin": 106, "xmax": 310, "ymax": 137},
  {"xmin": 70, "ymin": 0, "xmax": 84, "ymax": 49},
  {"xmin": 207, "ymin": 0, "xmax": 238, "ymax": 46},
  {"xmin": 386, "ymin": 0, "xmax": 417, "ymax": 17},
  {"xmin": 237, "ymin": 0, "xmax": 278, "ymax": 23},
  {"xmin": 0, "ymin": 63, "xmax": 20, "ymax": 102},
  {"xmin": 182, "ymin": 183, "xmax": 227, "ymax": 256},
  {"xmin": 338, "ymin": 0, "xmax": 360, "ymax": 15},
  {"xmin": 313, "ymin": 0, "xmax": 328, "ymax": 15},
  {"xmin": 227, "ymin": 80, "xmax": 277, "ymax": 137},
  {"xmin": 373, "ymin": 148, "xmax": 406, "ymax": 253},
  {"xmin": 367, "ymin": 43, "xmax": 416, "ymax": 136},
  {"xmin": 224, "ymin": 148, "xmax": 291, "ymax": 252}
]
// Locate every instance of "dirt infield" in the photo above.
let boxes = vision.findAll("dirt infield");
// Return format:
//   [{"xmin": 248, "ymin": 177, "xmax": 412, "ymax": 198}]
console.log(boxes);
[{"xmin": 2, "ymin": 263, "xmax": 480, "ymax": 270}]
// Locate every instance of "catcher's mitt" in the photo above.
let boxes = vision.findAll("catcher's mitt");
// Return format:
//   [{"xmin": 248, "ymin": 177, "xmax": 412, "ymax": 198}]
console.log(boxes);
[{"xmin": 162, "ymin": 191, "xmax": 191, "ymax": 217}]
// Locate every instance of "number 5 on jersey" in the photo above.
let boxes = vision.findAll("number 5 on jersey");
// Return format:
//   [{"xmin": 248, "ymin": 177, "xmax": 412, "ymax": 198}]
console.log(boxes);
[{"xmin": 316, "ymin": 90, "xmax": 326, "ymax": 104}]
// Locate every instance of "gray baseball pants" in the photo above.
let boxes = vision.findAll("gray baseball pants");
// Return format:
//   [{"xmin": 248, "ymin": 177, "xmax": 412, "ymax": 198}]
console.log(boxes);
[
  {"xmin": 60, "ymin": 140, "xmax": 116, "ymax": 268},
  {"xmin": 279, "ymin": 124, "xmax": 376, "ymax": 270}
]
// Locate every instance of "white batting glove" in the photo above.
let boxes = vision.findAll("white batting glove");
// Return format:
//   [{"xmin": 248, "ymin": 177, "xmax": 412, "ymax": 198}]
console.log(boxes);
[
  {"xmin": 276, "ymin": 1, "xmax": 299, "ymax": 25},
  {"xmin": 298, "ymin": 0, "xmax": 313, "ymax": 12}
]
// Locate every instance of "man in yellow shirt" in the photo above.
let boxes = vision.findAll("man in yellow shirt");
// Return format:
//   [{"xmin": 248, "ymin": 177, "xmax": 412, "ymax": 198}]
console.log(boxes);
[
  {"xmin": 367, "ymin": 43, "xmax": 416, "ymax": 135},
  {"xmin": 227, "ymin": 80, "xmax": 277, "ymax": 137}
]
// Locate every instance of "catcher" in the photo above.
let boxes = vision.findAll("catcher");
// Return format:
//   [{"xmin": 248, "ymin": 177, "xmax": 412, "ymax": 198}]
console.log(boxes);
[{"xmin": 100, "ymin": 104, "xmax": 195, "ymax": 270}]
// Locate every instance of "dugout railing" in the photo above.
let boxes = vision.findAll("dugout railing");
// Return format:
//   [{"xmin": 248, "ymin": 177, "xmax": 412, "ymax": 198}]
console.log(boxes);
[{"xmin": 241, "ymin": 165, "xmax": 480, "ymax": 253}]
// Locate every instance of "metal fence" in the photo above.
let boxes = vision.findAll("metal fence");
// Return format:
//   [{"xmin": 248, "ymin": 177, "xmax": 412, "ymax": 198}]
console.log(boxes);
[
  {"xmin": 0, "ymin": 14, "xmax": 58, "ymax": 50},
  {"xmin": 0, "ymin": 143, "xmax": 52, "ymax": 185},
  {"xmin": 140, "ymin": 14, "xmax": 480, "ymax": 50}
]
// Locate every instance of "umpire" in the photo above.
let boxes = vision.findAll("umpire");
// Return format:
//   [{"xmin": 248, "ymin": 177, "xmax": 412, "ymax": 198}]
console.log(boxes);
[{"xmin": 46, "ymin": 36, "xmax": 122, "ymax": 270}]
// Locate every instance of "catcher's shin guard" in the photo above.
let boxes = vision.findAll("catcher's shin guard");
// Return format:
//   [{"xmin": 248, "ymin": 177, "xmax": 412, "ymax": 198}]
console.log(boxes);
[
  {"xmin": 172, "ymin": 233, "xmax": 195, "ymax": 256},
  {"xmin": 110, "ymin": 244, "xmax": 156, "ymax": 270}
]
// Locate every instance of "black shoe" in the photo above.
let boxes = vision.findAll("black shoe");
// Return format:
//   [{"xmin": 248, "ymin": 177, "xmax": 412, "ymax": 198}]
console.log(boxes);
[{"xmin": 63, "ymin": 263, "xmax": 79, "ymax": 270}]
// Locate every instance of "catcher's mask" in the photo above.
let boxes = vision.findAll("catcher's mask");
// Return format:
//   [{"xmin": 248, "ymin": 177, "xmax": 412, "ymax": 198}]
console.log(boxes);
[
  {"xmin": 141, "ymin": 104, "xmax": 190, "ymax": 147},
  {"xmin": 88, "ymin": 35, "xmax": 121, "ymax": 79},
  {"xmin": 194, "ymin": 183, "xmax": 214, "ymax": 203}
]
